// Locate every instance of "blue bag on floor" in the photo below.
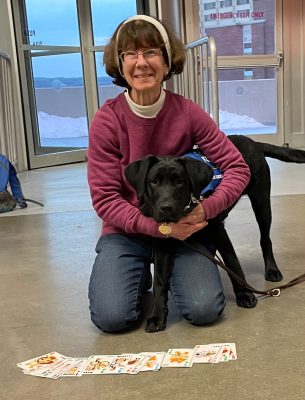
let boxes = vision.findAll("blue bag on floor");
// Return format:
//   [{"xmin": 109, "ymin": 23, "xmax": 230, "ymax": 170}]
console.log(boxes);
[{"xmin": 0, "ymin": 153, "xmax": 27, "ymax": 213}]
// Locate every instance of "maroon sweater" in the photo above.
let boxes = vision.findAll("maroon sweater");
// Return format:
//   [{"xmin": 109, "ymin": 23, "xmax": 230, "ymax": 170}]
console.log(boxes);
[{"xmin": 87, "ymin": 91, "xmax": 250, "ymax": 238}]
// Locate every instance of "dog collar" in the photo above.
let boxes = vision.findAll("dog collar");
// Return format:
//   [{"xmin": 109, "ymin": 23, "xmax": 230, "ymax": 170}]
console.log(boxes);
[
  {"xmin": 158, "ymin": 223, "xmax": 172, "ymax": 237},
  {"xmin": 183, "ymin": 194, "xmax": 200, "ymax": 212}
]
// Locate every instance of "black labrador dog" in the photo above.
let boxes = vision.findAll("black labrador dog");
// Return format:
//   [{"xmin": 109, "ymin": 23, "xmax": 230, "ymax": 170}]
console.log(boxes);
[{"xmin": 125, "ymin": 135, "xmax": 305, "ymax": 332}]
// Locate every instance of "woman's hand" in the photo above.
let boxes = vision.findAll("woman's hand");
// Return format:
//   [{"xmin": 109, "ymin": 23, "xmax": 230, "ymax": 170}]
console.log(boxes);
[{"xmin": 168, "ymin": 204, "xmax": 208, "ymax": 240}]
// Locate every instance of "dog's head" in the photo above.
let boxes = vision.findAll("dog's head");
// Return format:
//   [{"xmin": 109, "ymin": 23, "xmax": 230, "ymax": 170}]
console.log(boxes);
[{"xmin": 125, "ymin": 155, "xmax": 213, "ymax": 222}]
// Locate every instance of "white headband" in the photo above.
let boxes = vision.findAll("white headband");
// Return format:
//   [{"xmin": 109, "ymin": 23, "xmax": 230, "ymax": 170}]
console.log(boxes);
[{"xmin": 115, "ymin": 15, "xmax": 172, "ymax": 70}]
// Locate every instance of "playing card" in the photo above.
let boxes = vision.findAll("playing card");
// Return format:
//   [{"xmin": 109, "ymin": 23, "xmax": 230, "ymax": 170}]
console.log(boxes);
[
  {"xmin": 212, "ymin": 343, "xmax": 237, "ymax": 363},
  {"xmin": 62, "ymin": 358, "xmax": 88, "ymax": 377},
  {"xmin": 162, "ymin": 348, "xmax": 196, "ymax": 368},
  {"xmin": 193, "ymin": 344, "xmax": 223, "ymax": 364},
  {"xmin": 43, "ymin": 358, "xmax": 80, "ymax": 379},
  {"xmin": 120, "ymin": 354, "xmax": 147, "ymax": 374},
  {"xmin": 139, "ymin": 352, "xmax": 165, "ymax": 372},
  {"xmin": 121, "ymin": 354, "xmax": 148, "ymax": 374},
  {"xmin": 82, "ymin": 355, "xmax": 118, "ymax": 375},
  {"xmin": 106, "ymin": 354, "xmax": 133, "ymax": 374},
  {"xmin": 17, "ymin": 352, "xmax": 67, "ymax": 374}
]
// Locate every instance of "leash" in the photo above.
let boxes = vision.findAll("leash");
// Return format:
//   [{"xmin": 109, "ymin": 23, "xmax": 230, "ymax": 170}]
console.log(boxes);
[
  {"xmin": 182, "ymin": 240, "xmax": 305, "ymax": 298},
  {"xmin": 23, "ymin": 198, "xmax": 44, "ymax": 207}
]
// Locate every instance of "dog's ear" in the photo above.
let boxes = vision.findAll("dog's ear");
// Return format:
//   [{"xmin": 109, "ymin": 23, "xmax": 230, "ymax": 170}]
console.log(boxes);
[
  {"xmin": 125, "ymin": 156, "xmax": 159, "ymax": 199},
  {"xmin": 180, "ymin": 157, "xmax": 214, "ymax": 199}
]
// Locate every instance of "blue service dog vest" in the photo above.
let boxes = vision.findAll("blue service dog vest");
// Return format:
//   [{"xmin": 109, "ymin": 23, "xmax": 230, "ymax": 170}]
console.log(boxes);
[{"xmin": 183, "ymin": 148, "xmax": 223, "ymax": 196}]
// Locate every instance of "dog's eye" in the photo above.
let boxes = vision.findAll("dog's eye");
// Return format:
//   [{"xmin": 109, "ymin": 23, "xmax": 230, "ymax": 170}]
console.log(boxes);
[
  {"xmin": 174, "ymin": 177, "xmax": 185, "ymax": 185},
  {"xmin": 149, "ymin": 178, "xmax": 159, "ymax": 185}
]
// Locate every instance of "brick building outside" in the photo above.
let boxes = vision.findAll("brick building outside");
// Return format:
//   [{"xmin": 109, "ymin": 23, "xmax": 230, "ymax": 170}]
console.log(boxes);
[{"xmin": 200, "ymin": 0, "xmax": 275, "ymax": 80}]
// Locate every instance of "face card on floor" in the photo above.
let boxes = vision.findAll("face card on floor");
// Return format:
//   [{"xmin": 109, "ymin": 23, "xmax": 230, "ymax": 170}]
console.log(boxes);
[
  {"xmin": 17, "ymin": 352, "xmax": 67, "ymax": 373},
  {"xmin": 82, "ymin": 355, "xmax": 118, "ymax": 375},
  {"xmin": 139, "ymin": 352, "xmax": 165, "ymax": 372},
  {"xmin": 162, "ymin": 348, "xmax": 196, "ymax": 368},
  {"xmin": 193, "ymin": 344, "xmax": 221, "ymax": 364}
]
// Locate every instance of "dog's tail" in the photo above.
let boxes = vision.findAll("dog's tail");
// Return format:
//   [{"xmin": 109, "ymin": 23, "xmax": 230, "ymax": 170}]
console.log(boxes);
[{"xmin": 257, "ymin": 142, "xmax": 305, "ymax": 163}]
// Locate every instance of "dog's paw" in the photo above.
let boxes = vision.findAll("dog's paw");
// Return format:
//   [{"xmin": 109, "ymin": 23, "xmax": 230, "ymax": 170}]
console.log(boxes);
[
  {"xmin": 265, "ymin": 268, "xmax": 283, "ymax": 282},
  {"xmin": 236, "ymin": 291, "xmax": 257, "ymax": 308},
  {"xmin": 145, "ymin": 317, "xmax": 166, "ymax": 333}
]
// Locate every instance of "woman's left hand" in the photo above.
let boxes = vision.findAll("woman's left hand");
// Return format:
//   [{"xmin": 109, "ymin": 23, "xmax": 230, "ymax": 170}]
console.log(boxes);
[
  {"xmin": 166, "ymin": 204, "xmax": 208, "ymax": 241},
  {"xmin": 178, "ymin": 203, "xmax": 207, "ymax": 225}
]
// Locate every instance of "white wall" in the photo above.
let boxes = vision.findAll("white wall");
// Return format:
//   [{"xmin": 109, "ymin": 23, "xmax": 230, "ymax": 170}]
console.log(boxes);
[
  {"xmin": 35, "ymin": 86, "xmax": 123, "ymax": 118},
  {"xmin": 35, "ymin": 81, "xmax": 275, "ymax": 125},
  {"xmin": 219, "ymin": 79, "xmax": 276, "ymax": 125}
]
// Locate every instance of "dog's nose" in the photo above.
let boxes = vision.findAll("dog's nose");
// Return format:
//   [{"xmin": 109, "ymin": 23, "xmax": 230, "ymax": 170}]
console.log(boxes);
[{"xmin": 160, "ymin": 204, "xmax": 174, "ymax": 214}]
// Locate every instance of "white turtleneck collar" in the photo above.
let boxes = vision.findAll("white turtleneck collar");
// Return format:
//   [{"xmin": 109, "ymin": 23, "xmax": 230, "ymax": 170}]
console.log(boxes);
[{"xmin": 124, "ymin": 89, "xmax": 166, "ymax": 118}]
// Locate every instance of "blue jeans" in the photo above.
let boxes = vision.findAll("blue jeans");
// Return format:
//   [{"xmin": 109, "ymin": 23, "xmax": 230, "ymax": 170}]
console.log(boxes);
[{"xmin": 88, "ymin": 234, "xmax": 226, "ymax": 333}]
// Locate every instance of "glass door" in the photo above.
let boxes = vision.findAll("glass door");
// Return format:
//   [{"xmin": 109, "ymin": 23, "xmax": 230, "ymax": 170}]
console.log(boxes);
[
  {"xmin": 90, "ymin": 0, "xmax": 133, "ymax": 107},
  {"xmin": 12, "ymin": 0, "xmax": 137, "ymax": 168},
  {"xmin": 199, "ymin": 0, "xmax": 283, "ymax": 145}
]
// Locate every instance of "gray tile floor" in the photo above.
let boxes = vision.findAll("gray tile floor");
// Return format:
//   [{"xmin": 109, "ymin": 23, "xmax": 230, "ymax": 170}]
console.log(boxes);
[{"xmin": 1, "ymin": 160, "xmax": 305, "ymax": 399}]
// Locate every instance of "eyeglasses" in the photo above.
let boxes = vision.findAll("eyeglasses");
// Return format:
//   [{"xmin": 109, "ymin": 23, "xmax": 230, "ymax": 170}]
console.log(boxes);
[{"xmin": 119, "ymin": 48, "xmax": 163, "ymax": 63}]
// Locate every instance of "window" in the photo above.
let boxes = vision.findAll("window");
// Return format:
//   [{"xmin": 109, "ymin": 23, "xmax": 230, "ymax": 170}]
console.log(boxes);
[
  {"xmin": 220, "ymin": 0, "xmax": 232, "ymax": 7},
  {"xmin": 91, "ymin": 0, "xmax": 136, "ymax": 46},
  {"xmin": 243, "ymin": 24, "xmax": 252, "ymax": 54},
  {"xmin": 201, "ymin": 0, "xmax": 275, "ymax": 56},
  {"xmin": 243, "ymin": 25, "xmax": 252, "ymax": 43},
  {"xmin": 244, "ymin": 68, "xmax": 254, "ymax": 79},
  {"xmin": 204, "ymin": 2, "xmax": 216, "ymax": 10},
  {"xmin": 204, "ymin": 14, "xmax": 214, "ymax": 22},
  {"xmin": 243, "ymin": 43, "xmax": 253, "ymax": 54},
  {"xmin": 199, "ymin": 0, "xmax": 281, "ymax": 139},
  {"xmin": 17, "ymin": 0, "xmax": 138, "ymax": 166},
  {"xmin": 218, "ymin": 68, "xmax": 277, "ymax": 135},
  {"xmin": 24, "ymin": 0, "xmax": 80, "ymax": 46}
]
